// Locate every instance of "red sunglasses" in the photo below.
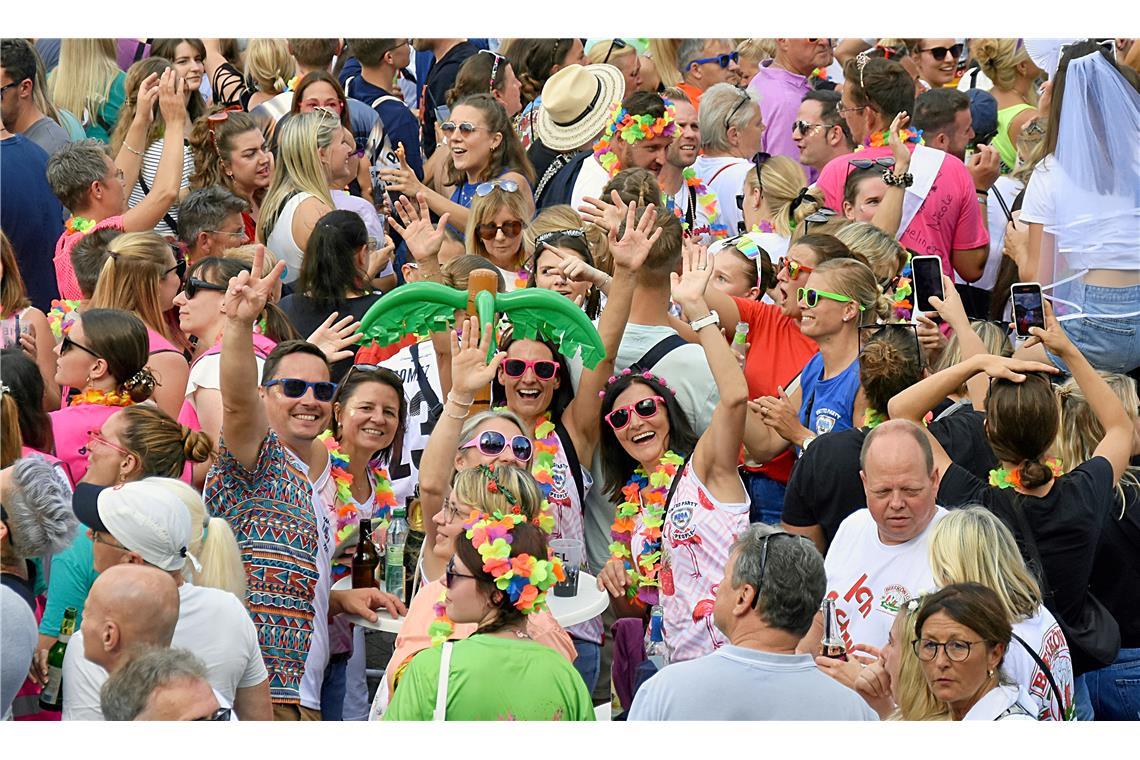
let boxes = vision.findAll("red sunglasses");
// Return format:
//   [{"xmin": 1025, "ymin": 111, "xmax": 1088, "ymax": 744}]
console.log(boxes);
[
  {"xmin": 502, "ymin": 358, "xmax": 560, "ymax": 380},
  {"xmin": 605, "ymin": 395, "xmax": 665, "ymax": 431}
]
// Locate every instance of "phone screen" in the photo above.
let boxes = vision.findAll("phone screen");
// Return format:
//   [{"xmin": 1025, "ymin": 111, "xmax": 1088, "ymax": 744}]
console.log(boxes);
[
  {"xmin": 1011, "ymin": 283, "xmax": 1044, "ymax": 338},
  {"xmin": 911, "ymin": 256, "xmax": 944, "ymax": 314}
]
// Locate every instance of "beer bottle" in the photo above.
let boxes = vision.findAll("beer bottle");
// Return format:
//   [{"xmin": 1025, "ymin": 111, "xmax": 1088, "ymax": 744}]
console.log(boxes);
[
  {"xmin": 820, "ymin": 597, "xmax": 848, "ymax": 661},
  {"xmin": 351, "ymin": 518, "xmax": 380, "ymax": 589},
  {"xmin": 39, "ymin": 606, "xmax": 77, "ymax": 711}
]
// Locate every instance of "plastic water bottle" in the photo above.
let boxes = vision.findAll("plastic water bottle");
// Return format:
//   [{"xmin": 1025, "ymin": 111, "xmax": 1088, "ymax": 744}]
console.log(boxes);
[
  {"xmin": 385, "ymin": 507, "xmax": 408, "ymax": 602},
  {"xmin": 645, "ymin": 604, "xmax": 670, "ymax": 670},
  {"xmin": 732, "ymin": 321, "xmax": 749, "ymax": 356}
]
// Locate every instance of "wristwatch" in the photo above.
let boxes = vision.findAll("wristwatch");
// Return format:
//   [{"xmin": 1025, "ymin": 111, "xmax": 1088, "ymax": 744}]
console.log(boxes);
[{"xmin": 689, "ymin": 310, "xmax": 720, "ymax": 332}]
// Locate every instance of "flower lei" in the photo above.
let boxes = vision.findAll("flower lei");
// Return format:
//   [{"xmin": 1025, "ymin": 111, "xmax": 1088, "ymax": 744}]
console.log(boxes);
[
  {"xmin": 863, "ymin": 408, "xmax": 888, "ymax": 429},
  {"xmin": 530, "ymin": 412, "xmax": 559, "ymax": 502},
  {"xmin": 514, "ymin": 266, "xmax": 529, "ymax": 291},
  {"xmin": 64, "ymin": 216, "xmax": 96, "ymax": 235},
  {"xmin": 47, "ymin": 299, "xmax": 80, "ymax": 339},
  {"xmin": 318, "ymin": 431, "xmax": 398, "ymax": 545},
  {"xmin": 593, "ymin": 104, "xmax": 677, "ymax": 177},
  {"xmin": 668, "ymin": 167, "xmax": 730, "ymax": 239},
  {"xmin": 988, "ymin": 459, "xmax": 1065, "ymax": 490},
  {"xmin": 809, "ymin": 67, "xmax": 830, "ymax": 82},
  {"xmin": 69, "ymin": 387, "xmax": 133, "ymax": 408},
  {"xmin": 890, "ymin": 254, "xmax": 914, "ymax": 320},
  {"xmin": 608, "ymin": 449, "xmax": 684, "ymax": 607},
  {"xmin": 428, "ymin": 586, "xmax": 455, "ymax": 646},
  {"xmin": 859, "ymin": 127, "xmax": 923, "ymax": 150}
]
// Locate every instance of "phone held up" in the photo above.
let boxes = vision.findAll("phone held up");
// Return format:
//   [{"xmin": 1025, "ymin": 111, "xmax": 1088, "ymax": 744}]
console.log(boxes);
[
  {"xmin": 1011, "ymin": 282, "xmax": 1045, "ymax": 339},
  {"xmin": 910, "ymin": 255, "xmax": 944, "ymax": 316}
]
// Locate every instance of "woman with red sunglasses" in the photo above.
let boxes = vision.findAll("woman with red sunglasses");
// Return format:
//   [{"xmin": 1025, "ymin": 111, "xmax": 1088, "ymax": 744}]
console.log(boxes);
[{"xmin": 597, "ymin": 241, "xmax": 750, "ymax": 663}]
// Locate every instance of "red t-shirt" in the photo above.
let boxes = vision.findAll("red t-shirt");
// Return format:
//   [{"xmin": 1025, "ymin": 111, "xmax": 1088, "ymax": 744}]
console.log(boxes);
[{"xmin": 734, "ymin": 296, "xmax": 818, "ymax": 483}]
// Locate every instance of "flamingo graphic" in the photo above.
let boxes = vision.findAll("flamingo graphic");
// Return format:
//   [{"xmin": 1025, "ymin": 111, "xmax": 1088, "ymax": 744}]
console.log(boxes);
[
  {"xmin": 669, "ymin": 532, "xmax": 703, "ymax": 579},
  {"xmin": 692, "ymin": 589, "xmax": 722, "ymax": 650}
]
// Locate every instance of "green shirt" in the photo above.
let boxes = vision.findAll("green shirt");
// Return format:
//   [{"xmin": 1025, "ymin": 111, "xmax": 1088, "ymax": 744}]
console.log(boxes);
[
  {"xmin": 385, "ymin": 634, "xmax": 596, "ymax": 721},
  {"xmin": 39, "ymin": 532, "xmax": 97, "ymax": 637}
]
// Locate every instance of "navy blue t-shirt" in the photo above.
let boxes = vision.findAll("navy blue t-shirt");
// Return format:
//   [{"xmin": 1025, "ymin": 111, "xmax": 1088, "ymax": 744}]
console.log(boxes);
[
  {"xmin": 1, "ymin": 135, "xmax": 64, "ymax": 310},
  {"xmin": 798, "ymin": 352, "xmax": 861, "ymax": 436},
  {"xmin": 345, "ymin": 75, "xmax": 425, "ymax": 180}
]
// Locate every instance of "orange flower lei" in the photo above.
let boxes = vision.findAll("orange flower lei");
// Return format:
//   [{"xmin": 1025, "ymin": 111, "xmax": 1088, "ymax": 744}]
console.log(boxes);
[
  {"xmin": 608, "ymin": 450, "xmax": 684, "ymax": 607},
  {"xmin": 69, "ymin": 388, "xmax": 133, "ymax": 408}
]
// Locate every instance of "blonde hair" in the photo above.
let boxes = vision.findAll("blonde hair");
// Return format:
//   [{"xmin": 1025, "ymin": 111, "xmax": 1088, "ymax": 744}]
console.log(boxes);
[
  {"xmin": 149, "ymin": 478, "xmax": 247, "ymax": 599},
  {"xmin": 929, "ymin": 506, "xmax": 1042, "ymax": 623},
  {"xmin": 894, "ymin": 599, "xmax": 953, "ymax": 721},
  {"xmin": 244, "ymin": 38, "xmax": 294, "ymax": 95},
  {"xmin": 812, "ymin": 258, "xmax": 892, "ymax": 325},
  {"xmin": 1011, "ymin": 116, "xmax": 1048, "ymax": 184},
  {"xmin": 972, "ymin": 38, "xmax": 1037, "ymax": 96},
  {"xmin": 648, "ymin": 39, "xmax": 683, "ymax": 88},
  {"xmin": 48, "ymin": 39, "xmax": 121, "ymax": 127},
  {"xmin": 256, "ymin": 110, "xmax": 339, "ymax": 244},
  {"xmin": 89, "ymin": 231, "xmax": 184, "ymax": 346},
  {"xmin": 834, "ymin": 222, "xmax": 908, "ymax": 285},
  {"xmin": 586, "ymin": 39, "xmax": 637, "ymax": 67},
  {"xmin": 741, "ymin": 155, "xmax": 820, "ymax": 238},
  {"xmin": 736, "ymin": 38, "xmax": 776, "ymax": 63},
  {"xmin": 935, "ymin": 321, "xmax": 1014, "ymax": 396},
  {"xmin": 451, "ymin": 465, "xmax": 545, "ymax": 522},
  {"xmin": 523, "ymin": 204, "xmax": 601, "ymax": 259},
  {"xmin": 463, "ymin": 183, "xmax": 533, "ymax": 269},
  {"xmin": 222, "ymin": 244, "xmax": 279, "ymax": 279},
  {"xmin": 1056, "ymin": 372, "xmax": 1140, "ymax": 513}
]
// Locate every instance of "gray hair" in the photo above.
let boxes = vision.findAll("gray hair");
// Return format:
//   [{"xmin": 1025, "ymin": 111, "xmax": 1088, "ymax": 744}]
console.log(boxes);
[
  {"xmin": 859, "ymin": 418, "xmax": 934, "ymax": 473},
  {"xmin": 455, "ymin": 409, "xmax": 529, "ymax": 450},
  {"xmin": 731, "ymin": 524, "xmax": 825, "ymax": 636},
  {"xmin": 176, "ymin": 186, "xmax": 249, "ymax": 247},
  {"xmin": 46, "ymin": 138, "xmax": 113, "ymax": 210},
  {"xmin": 4, "ymin": 455, "xmax": 77, "ymax": 558},
  {"xmin": 676, "ymin": 39, "xmax": 708, "ymax": 75},
  {"xmin": 100, "ymin": 646, "xmax": 209, "ymax": 721},
  {"xmin": 699, "ymin": 83, "xmax": 759, "ymax": 153}
]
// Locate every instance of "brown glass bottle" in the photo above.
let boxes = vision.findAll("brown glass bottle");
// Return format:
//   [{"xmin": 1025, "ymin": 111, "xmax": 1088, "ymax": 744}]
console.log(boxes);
[
  {"xmin": 820, "ymin": 597, "xmax": 848, "ymax": 661},
  {"xmin": 351, "ymin": 518, "xmax": 380, "ymax": 589}
]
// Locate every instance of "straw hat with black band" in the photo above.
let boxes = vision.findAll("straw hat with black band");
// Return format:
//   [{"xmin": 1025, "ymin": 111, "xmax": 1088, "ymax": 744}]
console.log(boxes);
[{"xmin": 535, "ymin": 63, "xmax": 626, "ymax": 152}]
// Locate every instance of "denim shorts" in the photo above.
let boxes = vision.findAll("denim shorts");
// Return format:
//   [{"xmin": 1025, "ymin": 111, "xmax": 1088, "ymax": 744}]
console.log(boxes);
[{"xmin": 1048, "ymin": 282, "xmax": 1140, "ymax": 374}]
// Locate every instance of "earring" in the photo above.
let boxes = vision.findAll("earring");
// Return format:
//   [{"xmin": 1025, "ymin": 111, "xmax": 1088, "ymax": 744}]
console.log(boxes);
[{"xmin": 987, "ymin": 669, "xmax": 994, "ymax": 679}]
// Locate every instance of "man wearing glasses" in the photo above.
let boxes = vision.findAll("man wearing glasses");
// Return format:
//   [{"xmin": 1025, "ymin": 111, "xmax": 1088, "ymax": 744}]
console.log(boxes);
[
  {"xmin": 793, "ymin": 90, "xmax": 855, "ymax": 181},
  {"xmin": 176, "ymin": 186, "xmax": 250, "ymax": 265},
  {"xmin": 629, "ymin": 524, "xmax": 878, "ymax": 720},
  {"xmin": 747, "ymin": 39, "xmax": 835, "ymax": 170},
  {"xmin": 676, "ymin": 39, "xmax": 741, "ymax": 110},
  {"xmin": 102, "ymin": 647, "xmax": 232, "ymax": 721},
  {"xmin": 798, "ymin": 420, "xmax": 946, "ymax": 655},
  {"xmin": 0, "ymin": 38, "xmax": 70, "ymax": 157}
]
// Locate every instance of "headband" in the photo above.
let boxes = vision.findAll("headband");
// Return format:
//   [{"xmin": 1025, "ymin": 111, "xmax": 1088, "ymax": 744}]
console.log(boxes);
[
  {"xmin": 593, "ymin": 103, "xmax": 678, "ymax": 176},
  {"xmin": 475, "ymin": 464, "xmax": 520, "ymax": 510},
  {"xmin": 462, "ymin": 510, "xmax": 565, "ymax": 614},
  {"xmin": 599, "ymin": 367, "xmax": 677, "ymax": 398}
]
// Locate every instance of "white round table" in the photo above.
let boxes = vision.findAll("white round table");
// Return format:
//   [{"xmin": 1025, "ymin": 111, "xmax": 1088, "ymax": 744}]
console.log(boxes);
[
  {"xmin": 332, "ymin": 577, "xmax": 405, "ymax": 633},
  {"xmin": 547, "ymin": 573, "xmax": 609, "ymax": 627}
]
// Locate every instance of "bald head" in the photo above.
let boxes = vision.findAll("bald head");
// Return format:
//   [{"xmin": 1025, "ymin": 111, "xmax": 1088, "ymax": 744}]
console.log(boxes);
[
  {"xmin": 860, "ymin": 419, "xmax": 933, "ymax": 474},
  {"xmin": 82, "ymin": 565, "xmax": 180, "ymax": 671},
  {"xmin": 859, "ymin": 419, "xmax": 940, "ymax": 546}
]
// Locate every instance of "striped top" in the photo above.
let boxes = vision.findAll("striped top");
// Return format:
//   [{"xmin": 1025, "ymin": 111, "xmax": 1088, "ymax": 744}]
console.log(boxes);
[
  {"xmin": 204, "ymin": 430, "xmax": 323, "ymax": 705},
  {"xmin": 126, "ymin": 138, "xmax": 194, "ymax": 237}
]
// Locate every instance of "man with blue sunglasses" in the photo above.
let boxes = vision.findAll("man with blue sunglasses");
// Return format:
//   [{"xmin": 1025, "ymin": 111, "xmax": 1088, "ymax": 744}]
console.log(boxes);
[{"xmin": 676, "ymin": 39, "xmax": 741, "ymax": 110}]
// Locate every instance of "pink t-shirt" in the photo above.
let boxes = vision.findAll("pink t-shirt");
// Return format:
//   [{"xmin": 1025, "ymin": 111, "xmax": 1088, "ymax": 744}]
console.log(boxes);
[
  {"xmin": 53, "ymin": 215, "xmax": 124, "ymax": 300},
  {"xmin": 816, "ymin": 145, "xmax": 989, "ymax": 274}
]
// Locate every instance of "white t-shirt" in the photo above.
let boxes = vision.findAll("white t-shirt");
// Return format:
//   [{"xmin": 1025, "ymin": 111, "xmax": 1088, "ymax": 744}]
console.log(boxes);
[
  {"xmin": 61, "ymin": 583, "xmax": 266, "ymax": 720},
  {"xmin": 956, "ymin": 175, "xmax": 1022, "ymax": 291},
  {"xmin": 185, "ymin": 354, "xmax": 266, "ymax": 401},
  {"xmin": 823, "ymin": 507, "xmax": 947, "ymax": 651},
  {"xmin": 1008, "ymin": 606, "xmax": 1074, "ymax": 721},
  {"xmin": 295, "ymin": 451, "xmax": 335, "ymax": 711},
  {"xmin": 379, "ymin": 338, "xmax": 443, "ymax": 507},
  {"xmin": 692, "ymin": 155, "xmax": 752, "ymax": 236},
  {"xmin": 569, "ymin": 155, "xmax": 612, "ymax": 213}
]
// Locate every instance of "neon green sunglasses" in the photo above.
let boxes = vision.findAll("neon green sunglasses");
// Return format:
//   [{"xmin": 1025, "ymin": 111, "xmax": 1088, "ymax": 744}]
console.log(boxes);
[{"xmin": 797, "ymin": 287, "xmax": 865, "ymax": 310}]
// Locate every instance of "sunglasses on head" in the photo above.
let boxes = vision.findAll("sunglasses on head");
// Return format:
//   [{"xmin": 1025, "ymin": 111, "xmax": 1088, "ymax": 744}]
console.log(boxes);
[
  {"xmin": 798, "ymin": 287, "xmax": 864, "ymax": 310},
  {"xmin": 690, "ymin": 51, "xmax": 739, "ymax": 69},
  {"xmin": 183, "ymin": 277, "xmax": 228, "ymax": 300},
  {"xmin": 440, "ymin": 120, "xmax": 489, "ymax": 136},
  {"xmin": 778, "ymin": 256, "xmax": 814, "ymax": 279},
  {"xmin": 858, "ymin": 322, "xmax": 923, "ymax": 368},
  {"xmin": 460, "ymin": 430, "xmax": 533, "ymax": 463},
  {"xmin": 605, "ymin": 395, "xmax": 665, "ymax": 431},
  {"xmin": 194, "ymin": 707, "xmax": 233, "ymax": 722},
  {"xmin": 603, "ymin": 38, "xmax": 629, "ymax": 64},
  {"xmin": 724, "ymin": 87, "xmax": 752, "ymax": 130},
  {"xmin": 802, "ymin": 207, "xmax": 838, "ymax": 234},
  {"xmin": 61, "ymin": 335, "xmax": 102, "ymax": 359},
  {"xmin": 263, "ymin": 378, "xmax": 338, "ymax": 402},
  {"xmin": 750, "ymin": 533, "xmax": 808, "ymax": 609},
  {"xmin": 475, "ymin": 179, "xmax": 519, "ymax": 197},
  {"xmin": 477, "ymin": 219, "xmax": 523, "ymax": 240},
  {"xmin": 206, "ymin": 106, "xmax": 244, "ymax": 153},
  {"xmin": 918, "ymin": 43, "xmax": 964, "ymax": 60},
  {"xmin": 503, "ymin": 358, "xmax": 560, "ymax": 380}
]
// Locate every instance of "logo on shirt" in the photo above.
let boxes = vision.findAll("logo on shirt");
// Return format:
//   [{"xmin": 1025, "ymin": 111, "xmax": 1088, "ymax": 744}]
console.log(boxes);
[
  {"xmin": 668, "ymin": 502, "xmax": 698, "ymax": 542},
  {"xmin": 879, "ymin": 584, "xmax": 910, "ymax": 614},
  {"xmin": 814, "ymin": 407, "xmax": 842, "ymax": 434}
]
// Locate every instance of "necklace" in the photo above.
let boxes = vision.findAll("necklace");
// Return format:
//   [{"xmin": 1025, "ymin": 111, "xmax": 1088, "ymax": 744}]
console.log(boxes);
[
  {"xmin": 988, "ymin": 459, "xmax": 1064, "ymax": 490},
  {"xmin": 429, "ymin": 586, "xmax": 454, "ymax": 646},
  {"xmin": 318, "ymin": 432, "xmax": 398, "ymax": 542},
  {"xmin": 64, "ymin": 216, "xmax": 96, "ymax": 235},
  {"xmin": 608, "ymin": 449, "xmax": 684, "ymax": 607},
  {"xmin": 70, "ymin": 387, "xmax": 133, "ymax": 408},
  {"xmin": 859, "ymin": 127, "xmax": 923, "ymax": 151}
]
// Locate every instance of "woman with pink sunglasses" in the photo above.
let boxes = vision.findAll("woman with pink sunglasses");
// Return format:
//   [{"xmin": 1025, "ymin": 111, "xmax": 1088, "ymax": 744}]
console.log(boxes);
[{"xmin": 596, "ymin": 241, "xmax": 750, "ymax": 664}]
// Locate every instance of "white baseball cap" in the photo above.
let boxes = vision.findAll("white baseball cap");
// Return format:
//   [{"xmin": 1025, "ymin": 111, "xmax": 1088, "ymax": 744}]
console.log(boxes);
[{"xmin": 73, "ymin": 480, "xmax": 196, "ymax": 572}]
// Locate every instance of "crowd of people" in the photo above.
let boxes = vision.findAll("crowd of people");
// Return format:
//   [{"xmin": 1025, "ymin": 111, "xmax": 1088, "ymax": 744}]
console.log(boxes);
[{"xmin": 1, "ymin": 35, "xmax": 1138, "ymax": 724}]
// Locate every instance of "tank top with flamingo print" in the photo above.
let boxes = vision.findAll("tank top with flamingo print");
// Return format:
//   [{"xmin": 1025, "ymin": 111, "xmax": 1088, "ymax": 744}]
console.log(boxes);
[{"xmin": 654, "ymin": 461, "xmax": 749, "ymax": 662}]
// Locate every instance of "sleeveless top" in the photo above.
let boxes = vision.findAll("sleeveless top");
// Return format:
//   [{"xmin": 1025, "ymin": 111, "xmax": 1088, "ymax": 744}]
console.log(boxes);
[
  {"xmin": 634, "ymin": 460, "xmax": 749, "ymax": 662},
  {"xmin": 993, "ymin": 103, "xmax": 1035, "ymax": 173},
  {"xmin": 266, "ymin": 191, "xmax": 315, "ymax": 285}
]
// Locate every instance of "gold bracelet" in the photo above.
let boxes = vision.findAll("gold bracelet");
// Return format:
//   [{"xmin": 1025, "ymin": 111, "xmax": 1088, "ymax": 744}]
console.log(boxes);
[{"xmin": 124, "ymin": 143, "xmax": 144, "ymax": 157}]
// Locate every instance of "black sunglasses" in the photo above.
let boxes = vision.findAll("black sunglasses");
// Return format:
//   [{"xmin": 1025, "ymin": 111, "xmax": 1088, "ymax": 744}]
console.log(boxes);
[
  {"xmin": 194, "ymin": 707, "xmax": 233, "ymax": 721},
  {"xmin": 845, "ymin": 156, "xmax": 896, "ymax": 185},
  {"xmin": 183, "ymin": 277, "xmax": 228, "ymax": 300},
  {"xmin": 603, "ymin": 38, "xmax": 629, "ymax": 65},
  {"xmin": 859, "ymin": 322, "xmax": 923, "ymax": 363},
  {"xmin": 749, "ymin": 533, "xmax": 808, "ymax": 610},
  {"xmin": 502, "ymin": 358, "xmax": 560, "ymax": 380},
  {"xmin": 724, "ymin": 87, "xmax": 753, "ymax": 130},
  {"xmin": 918, "ymin": 43, "xmax": 964, "ymax": 61},
  {"xmin": 164, "ymin": 257, "xmax": 187, "ymax": 282},
  {"xmin": 263, "ymin": 378, "xmax": 338, "ymax": 402},
  {"xmin": 61, "ymin": 334, "xmax": 103, "ymax": 359},
  {"xmin": 801, "ymin": 208, "xmax": 837, "ymax": 234}
]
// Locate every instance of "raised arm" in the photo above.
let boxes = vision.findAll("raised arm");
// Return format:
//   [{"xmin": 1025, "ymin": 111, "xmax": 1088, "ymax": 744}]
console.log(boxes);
[
  {"xmin": 388, "ymin": 192, "xmax": 449, "ymax": 285},
  {"xmin": 122, "ymin": 69, "xmax": 186, "ymax": 234},
  {"xmin": 219, "ymin": 245, "xmax": 286, "ymax": 470},
  {"xmin": 564, "ymin": 202, "xmax": 659, "ymax": 463},
  {"xmin": 868, "ymin": 111, "xmax": 911, "ymax": 237},
  {"xmin": 113, "ymin": 72, "xmax": 159, "ymax": 195},
  {"xmin": 927, "ymin": 273, "xmax": 992, "ymax": 410},
  {"xmin": 676, "ymin": 243, "xmax": 750, "ymax": 497}
]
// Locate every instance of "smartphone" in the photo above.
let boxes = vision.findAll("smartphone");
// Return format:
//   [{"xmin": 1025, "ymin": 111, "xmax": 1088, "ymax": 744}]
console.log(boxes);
[
  {"xmin": 911, "ymin": 255, "xmax": 944, "ymax": 314},
  {"xmin": 1011, "ymin": 282, "xmax": 1045, "ymax": 339},
  {"xmin": 434, "ymin": 104, "xmax": 451, "ymax": 123}
]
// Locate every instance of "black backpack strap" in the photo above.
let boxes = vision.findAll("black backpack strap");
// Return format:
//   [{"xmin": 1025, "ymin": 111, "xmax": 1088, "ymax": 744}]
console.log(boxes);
[
  {"xmin": 135, "ymin": 170, "xmax": 180, "ymax": 236},
  {"xmin": 631, "ymin": 334, "xmax": 687, "ymax": 373},
  {"xmin": 410, "ymin": 341, "xmax": 443, "ymax": 427},
  {"xmin": 664, "ymin": 452, "xmax": 694, "ymax": 512},
  {"xmin": 1011, "ymin": 632, "xmax": 1067, "ymax": 720},
  {"xmin": 552, "ymin": 417, "xmax": 585, "ymax": 505}
]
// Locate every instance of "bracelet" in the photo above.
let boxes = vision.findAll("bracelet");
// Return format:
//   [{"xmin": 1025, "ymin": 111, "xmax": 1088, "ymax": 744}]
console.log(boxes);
[
  {"xmin": 447, "ymin": 392, "xmax": 474, "ymax": 407},
  {"xmin": 124, "ymin": 143, "xmax": 144, "ymax": 157},
  {"xmin": 443, "ymin": 407, "xmax": 469, "ymax": 421},
  {"xmin": 881, "ymin": 170, "xmax": 913, "ymax": 188}
]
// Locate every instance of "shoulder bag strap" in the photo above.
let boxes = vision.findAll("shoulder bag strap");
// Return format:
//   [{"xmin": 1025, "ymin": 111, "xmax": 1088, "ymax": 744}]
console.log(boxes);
[
  {"xmin": 1011, "ymin": 631, "xmax": 1068, "ymax": 720},
  {"xmin": 433, "ymin": 640, "xmax": 453, "ymax": 721},
  {"xmin": 135, "ymin": 170, "xmax": 180, "ymax": 235},
  {"xmin": 631, "ymin": 334, "xmax": 688, "ymax": 373},
  {"xmin": 409, "ymin": 341, "xmax": 442, "ymax": 425},
  {"xmin": 552, "ymin": 417, "xmax": 585, "ymax": 504}
]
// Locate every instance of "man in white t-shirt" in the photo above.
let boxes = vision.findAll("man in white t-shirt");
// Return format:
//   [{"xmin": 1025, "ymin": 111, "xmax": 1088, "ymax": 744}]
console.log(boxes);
[
  {"xmin": 65, "ymin": 480, "xmax": 272, "ymax": 721},
  {"xmin": 692, "ymin": 83, "xmax": 766, "ymax": 236},
  {"xmin": 799, "ymin": 420, "xmax": 946, "ymax": 653}
]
